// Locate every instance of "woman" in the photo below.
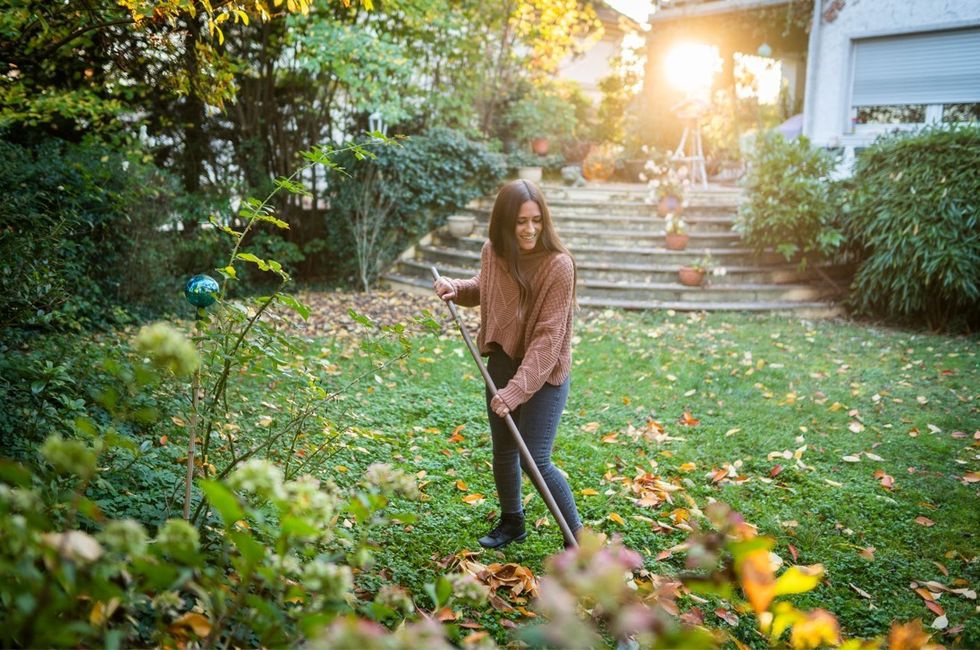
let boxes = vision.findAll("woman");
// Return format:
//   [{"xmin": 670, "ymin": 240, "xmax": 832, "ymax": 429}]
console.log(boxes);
[{"xmin": 434, "ymin": 179, "xmax": 582, "ymax": 549}]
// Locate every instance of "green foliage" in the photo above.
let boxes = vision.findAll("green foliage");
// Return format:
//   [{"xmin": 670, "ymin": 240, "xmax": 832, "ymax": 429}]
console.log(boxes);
[
  {"xmin": 506, "ymin": 92, "xmax": 577, "ymax": 145},
  {"xmin": 324, "ymin": 128, "xmax": 505, "ymax": 288},
  {"xmin": 737, "ymin": 133, "xmax": 844, "ymax": 265},
  {"xmin": 0, "ymin": 136, "xmax": 179, "ymax": 330},
  {"xmin": 844, "ymin": 125, "xmax": 980, "ymax": 330}
]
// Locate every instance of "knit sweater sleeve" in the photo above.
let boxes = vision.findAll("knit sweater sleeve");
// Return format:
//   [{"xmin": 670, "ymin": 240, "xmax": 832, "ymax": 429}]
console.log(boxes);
[
  {"xmin": 451, "ymin": 242, "xmax": 487, "ymax": 307},
  {"xmin": 496, "ymin": 254, "xmax": 573, "ymax": 409}
]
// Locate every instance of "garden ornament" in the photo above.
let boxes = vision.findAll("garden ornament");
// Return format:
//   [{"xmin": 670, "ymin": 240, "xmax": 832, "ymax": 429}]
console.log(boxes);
[
  {"xmin": 430, "ymin": 266, "xmax": 579, "ymax": 549},
  {"xmin": 184, "ymin": 274, "xmax": 219, "ymax": 308}
]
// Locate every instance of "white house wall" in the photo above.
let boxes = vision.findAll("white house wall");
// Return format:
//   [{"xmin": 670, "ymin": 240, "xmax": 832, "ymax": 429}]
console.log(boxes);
[{"xmin": 804, "ymin": 0, "xmax": 980, "ymax": 148}]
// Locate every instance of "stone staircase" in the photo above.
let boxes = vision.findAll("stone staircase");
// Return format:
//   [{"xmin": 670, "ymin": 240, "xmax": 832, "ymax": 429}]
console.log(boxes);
[{"xmin": 382, "ymin": 182, "xmax": 849, "ymax": 316}]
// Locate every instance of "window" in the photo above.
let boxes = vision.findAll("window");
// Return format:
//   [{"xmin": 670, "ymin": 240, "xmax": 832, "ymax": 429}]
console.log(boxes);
[{"xmin": 849, "ymin": 27, "xmax": 980, "ymax": 133}]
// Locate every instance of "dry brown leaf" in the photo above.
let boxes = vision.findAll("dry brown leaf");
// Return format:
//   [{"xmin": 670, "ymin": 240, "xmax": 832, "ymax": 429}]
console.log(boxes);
[{"xmin": 914, "ymin": 516, "xmax": 935, "ymax": 527}]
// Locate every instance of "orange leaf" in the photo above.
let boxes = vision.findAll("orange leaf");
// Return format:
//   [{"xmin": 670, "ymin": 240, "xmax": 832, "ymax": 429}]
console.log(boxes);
[
  {"xmin": 170, "ymin": 612, "xmax": 212, "ymax": 638},
  {"xmin": 448, "ymin": 425, "xmax": 465, "ymax": 443},
  {"xmin": 462, "ymin": 493, "xmax": 485, "ymax": 505},
  {"xmin": 874, "ymin": 469, "xmax": 895, "ymax": 491},
  {"xmin": 790, "ymin": 609, "xmax": 840, "ymax": 649},
  {"xmin": 739, "ymin": 549, "xmax": 776, "ymax": 614},
  {"xmin": 679, "ymin": 411, "xmax": 700, "ymax": 426},
  {"xmin": 579, "ymin": 488, "xmax": 599, "ymax": 496},
  {"xmin": 607, "ymin": 512, "xmax": 626, "ymax": 525},
  {"xmin": 914, "ymin": 516, "xmax": 935, "ymax": 527},
  {"xmin": 888, "ymin": 620, "xmax": 931, "ymax": 650},
  {"xmin": 914, "ymin": 587, "xmax": 936, "ymax": 602},
  {"xmin": 770, "ymin": 464, "xmax": 783, "ymax": 478},
  {"xmin": 678, "ymin": 462, "xmax": 696, "ymax": 472},
  {"xmin": 924, "ymin": 600, "xmax": 945, "ymax": 617},
  {"xmin": 455, "ymin": 480, "xmax": 469, "ymax": 491},
  {"xmin": 436, "ymin": 606, "xmax": 457, "ymax": 622},
  {"xmin": 601, "ymin": 432, "xmax": 619, "ymax": 443},
  {"xmin": 710, "ymin": 468, "xmax": 728, "ymax": 484}
]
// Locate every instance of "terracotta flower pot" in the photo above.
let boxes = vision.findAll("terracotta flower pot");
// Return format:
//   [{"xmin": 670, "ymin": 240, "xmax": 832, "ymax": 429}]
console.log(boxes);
[
  {"xmin": 678, "ymin": 266, "xmax": 705, "ymax": 287},
  {"xmin": 658, "ymin": 195, "xmax": 683, "ymax": 217},
  {"xmin": 665, "ymin": 232, "xmax": 689, "ymax": 251},
  {"xmin": 531, "ymin": 137, "xmax": 550, "ymax": 155}
]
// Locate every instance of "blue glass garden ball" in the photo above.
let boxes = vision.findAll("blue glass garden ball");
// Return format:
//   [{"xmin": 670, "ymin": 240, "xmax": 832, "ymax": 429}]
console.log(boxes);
[{"xmin": 184, "ymin": 274, "xmax": 219, "ymax": 308}]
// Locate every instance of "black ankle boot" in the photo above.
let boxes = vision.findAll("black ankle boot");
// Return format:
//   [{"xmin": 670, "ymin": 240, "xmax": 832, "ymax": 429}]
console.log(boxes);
[{"xmin": 478, "ymin": 512, "xmax": 527, "ymax": 549}]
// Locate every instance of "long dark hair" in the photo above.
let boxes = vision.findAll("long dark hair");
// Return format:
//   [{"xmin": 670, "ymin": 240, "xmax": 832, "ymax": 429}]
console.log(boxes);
[{"xmin": 488, "ymin": 179, "xmax": 576, "ymax": 317}]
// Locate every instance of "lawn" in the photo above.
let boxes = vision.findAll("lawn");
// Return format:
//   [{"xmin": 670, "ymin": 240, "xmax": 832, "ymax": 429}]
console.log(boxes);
[{"xmin": 306, "ymin": 304, "xmax": 979, "ymax": 647}]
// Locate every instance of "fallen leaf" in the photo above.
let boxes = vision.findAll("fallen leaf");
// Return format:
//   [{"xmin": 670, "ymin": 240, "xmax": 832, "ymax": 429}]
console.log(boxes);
[
  {"xmin": 859, "ymin": 547, "xmax": 875, "ymax": 561},
  {"xmin": 678, "ymin": 462, "xmax": 697, "ymax": 472},
  {"xmin": 462, "ymin": 493, "xmax": 485, "ymax": 505},
  {"xmin": 961, "ymin": 471, "xmax": 980, "ymax": 484},
  {"xmin": 608, "ymin": 512, "xmax": 626, "ymax": 526},
  {"xmin": 873, "ymin": 469, "xmax": 895, "ymax": 491},
  {"xmin": 455, "ymin": 480, "xmax": 468, "ymax": 491},
  {"xmin": 679, "ymin": 412, "xmax": 700, "ymax": 426},
  {"xmin": 914, "ymin": 516, "xmax": 935, "ymax": 527},
  {"xmin": 170, "ymin": 612, "xmax": 212, "ymax": 637},
  {"xmin": 848, "ymin": 421, "xmax": 865, "ymax": 433},
  {"xmin": 842, "ymin": 455, "xmax": 862, "ymax": 463},
  {"xmin": 931, "ymin": 615, "xmax": 948, "ymax": 630},
  {"xmin": 579, "ymin": 488, "xmax": 599, "ymax": 496},
  {"xmin": 924, "ymin": 600, "xmax": 945, "ymax": 617},
  {"xmin": 770, "ymin": 465, "xmax": 783, "ymax": 478},
  {"xmin": 849, "ymin": 583, "xmax": 873, "ymax": 599},
  {"xmin": 715, "ymin": 607, "xmax": 739, "ymax": 626},
  {"xmin": 788, "ymin": 544, "xmax": 798, "ymax": 563}
]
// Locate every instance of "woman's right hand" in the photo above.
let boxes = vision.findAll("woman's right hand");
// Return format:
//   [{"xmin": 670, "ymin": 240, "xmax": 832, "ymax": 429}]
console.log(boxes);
[{"xmin": 434, "ymin": 278, "xmax": 457, "ymax": 302}]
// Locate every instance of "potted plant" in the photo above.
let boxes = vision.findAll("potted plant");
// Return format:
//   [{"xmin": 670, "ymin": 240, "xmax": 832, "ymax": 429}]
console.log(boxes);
[
  {"xmin": 663, "ymin": 213, "xmax": 689, "ymax": 251},
  {"xmin": 678, "ymin": 251, "xmax": 713, "ymax": 287},
  {"xmin": 582, "ymin": 144, "xmax": 617, "ymax": 182},
  {"xmin": 446, "ymin": 214, "xmax": 476, "ymax": 238},
  {"xmin": 508, "ymin": 150, "xmax": 543, "ymax": 182},
  {"xmin": 642, "ymin": 148, "xmax": 689, "ymax": 216},
  {"xmin": 508, "ymin": 94, "xmax": 577, "ymax": 159}
]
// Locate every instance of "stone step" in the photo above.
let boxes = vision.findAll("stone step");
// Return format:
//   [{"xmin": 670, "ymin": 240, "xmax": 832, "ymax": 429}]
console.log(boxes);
[
  {"xmin": 381, "ymin": 273, "xmax": 843, "ymax": 316},
  {"xmin": 388, "ymin": 262, "xmax": 842, "ymax": 302},
  {"xmin": 435, "ymin": 228, "xmax": 740, "ymax": 249},
  {"xmin": 469, "ymin": 200, "xmax": 736, "ymax": 218},
  {"xmin": 418, "ymin": 241, "xmax": 784, "ymax": 266},
  {"xmin": 456, "ymin": 214, "xmax": 735, "ymax": 237},
  {"xmin": 395, "ymin": 256, "xmax": 852, "ymax": 287}
]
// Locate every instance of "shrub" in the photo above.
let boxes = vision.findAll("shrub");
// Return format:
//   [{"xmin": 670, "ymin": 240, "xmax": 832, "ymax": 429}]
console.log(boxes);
[
  {"xmin": 737, "ymin": 133, "xmax": 844, "ymax": 266},
  {"xmin": 844, "ymin": 125, "xmax": 980, "ymax": 330},
  {"xmin": 0, "ymin": 136, "xmax": 180, "ymax": 331},
  {"xmin": 324, "ymin": 128, "xmax": 505, "ymax": 289}
]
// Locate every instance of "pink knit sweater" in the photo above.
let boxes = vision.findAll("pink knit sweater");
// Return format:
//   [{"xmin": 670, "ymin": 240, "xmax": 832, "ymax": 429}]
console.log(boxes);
[{"xmin": 452, "ymin": 240, "xmax": 574, "ymax": 408}]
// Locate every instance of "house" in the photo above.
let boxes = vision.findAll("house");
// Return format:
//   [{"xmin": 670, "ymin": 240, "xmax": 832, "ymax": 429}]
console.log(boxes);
[
  {"xmin": 802, "ymin": 0, "xmax": 980, "ymax": 166},
  {"xmin": 641, "ymin": 0, "xmax": 980, "ymax": 165}
]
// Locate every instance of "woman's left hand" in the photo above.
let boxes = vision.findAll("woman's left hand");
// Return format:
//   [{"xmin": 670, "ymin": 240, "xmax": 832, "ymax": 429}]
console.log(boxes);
[{"xmin": 490, "ymin": 394, "xmax": 510, "ymax": 418}]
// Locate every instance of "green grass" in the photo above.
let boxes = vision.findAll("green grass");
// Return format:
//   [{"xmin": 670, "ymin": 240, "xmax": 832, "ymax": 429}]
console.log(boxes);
[{"xmin": 309, "ymin": 309, "xmax": 979, "ymax": 647}]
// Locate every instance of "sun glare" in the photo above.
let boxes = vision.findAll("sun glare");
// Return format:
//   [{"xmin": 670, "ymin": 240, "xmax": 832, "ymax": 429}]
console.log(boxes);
[
  {"xmin": 734, "ymin": 53, "xmax": 783, "ymax": 105},
  {"xmin": 663, "ymin": 42, "xmax": 722, "ymax": 98}
]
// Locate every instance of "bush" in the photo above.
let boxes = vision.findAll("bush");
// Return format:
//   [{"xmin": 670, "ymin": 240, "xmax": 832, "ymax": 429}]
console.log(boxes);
[
  {"xmin": 323, "ymin": 128, "xmax": 505, "ymax": 289},
  {"xmin": 736, "ymin": 133, "xmax": 844, "ymax": 265},
  {"xmin": 844, "ymin": 125, "xmax": 980, "ymax": 330},
  {"xmin": 0, "ymin": 136, "xmax": 181, "ymax": 331}
]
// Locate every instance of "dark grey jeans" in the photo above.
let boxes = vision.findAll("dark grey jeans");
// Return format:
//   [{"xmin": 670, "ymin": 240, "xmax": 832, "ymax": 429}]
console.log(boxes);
[{"xmin": 485, "ymin": 349, "xmax": 581, "ymax": 533}]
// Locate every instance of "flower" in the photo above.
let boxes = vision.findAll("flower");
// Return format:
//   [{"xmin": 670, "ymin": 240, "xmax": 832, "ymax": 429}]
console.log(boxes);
[
  {"xmin": 690, "ymin": 251, "xmax": 714, "ymax": 274},
  {"xmin": 134, "ymin": 322, "xmax": 199, "ymax": 377},
  {"xmin": 155, "ymin": 519, "xmax": 200, "ymax": 559},
  {"xmin": 227, "ymin": 459, "xmax": 287, "ymax": 501},
  {"xmin": 642, "ymin": 148, "xmax": 690, "ymax": 202},
  {"xmin": 41, "ymin": 434, "xmax": 97, "ymax": 479},
  {"xmin": 98, "ymin": 519, "xmax": 149, "ymax": 556},
  {"xmin": 664, "ymin": 213, "xmax": 687, "ymax": 235},
  {"xmin": 363, "ymin": 463, "xmax": 419, "ymax": 499}
]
